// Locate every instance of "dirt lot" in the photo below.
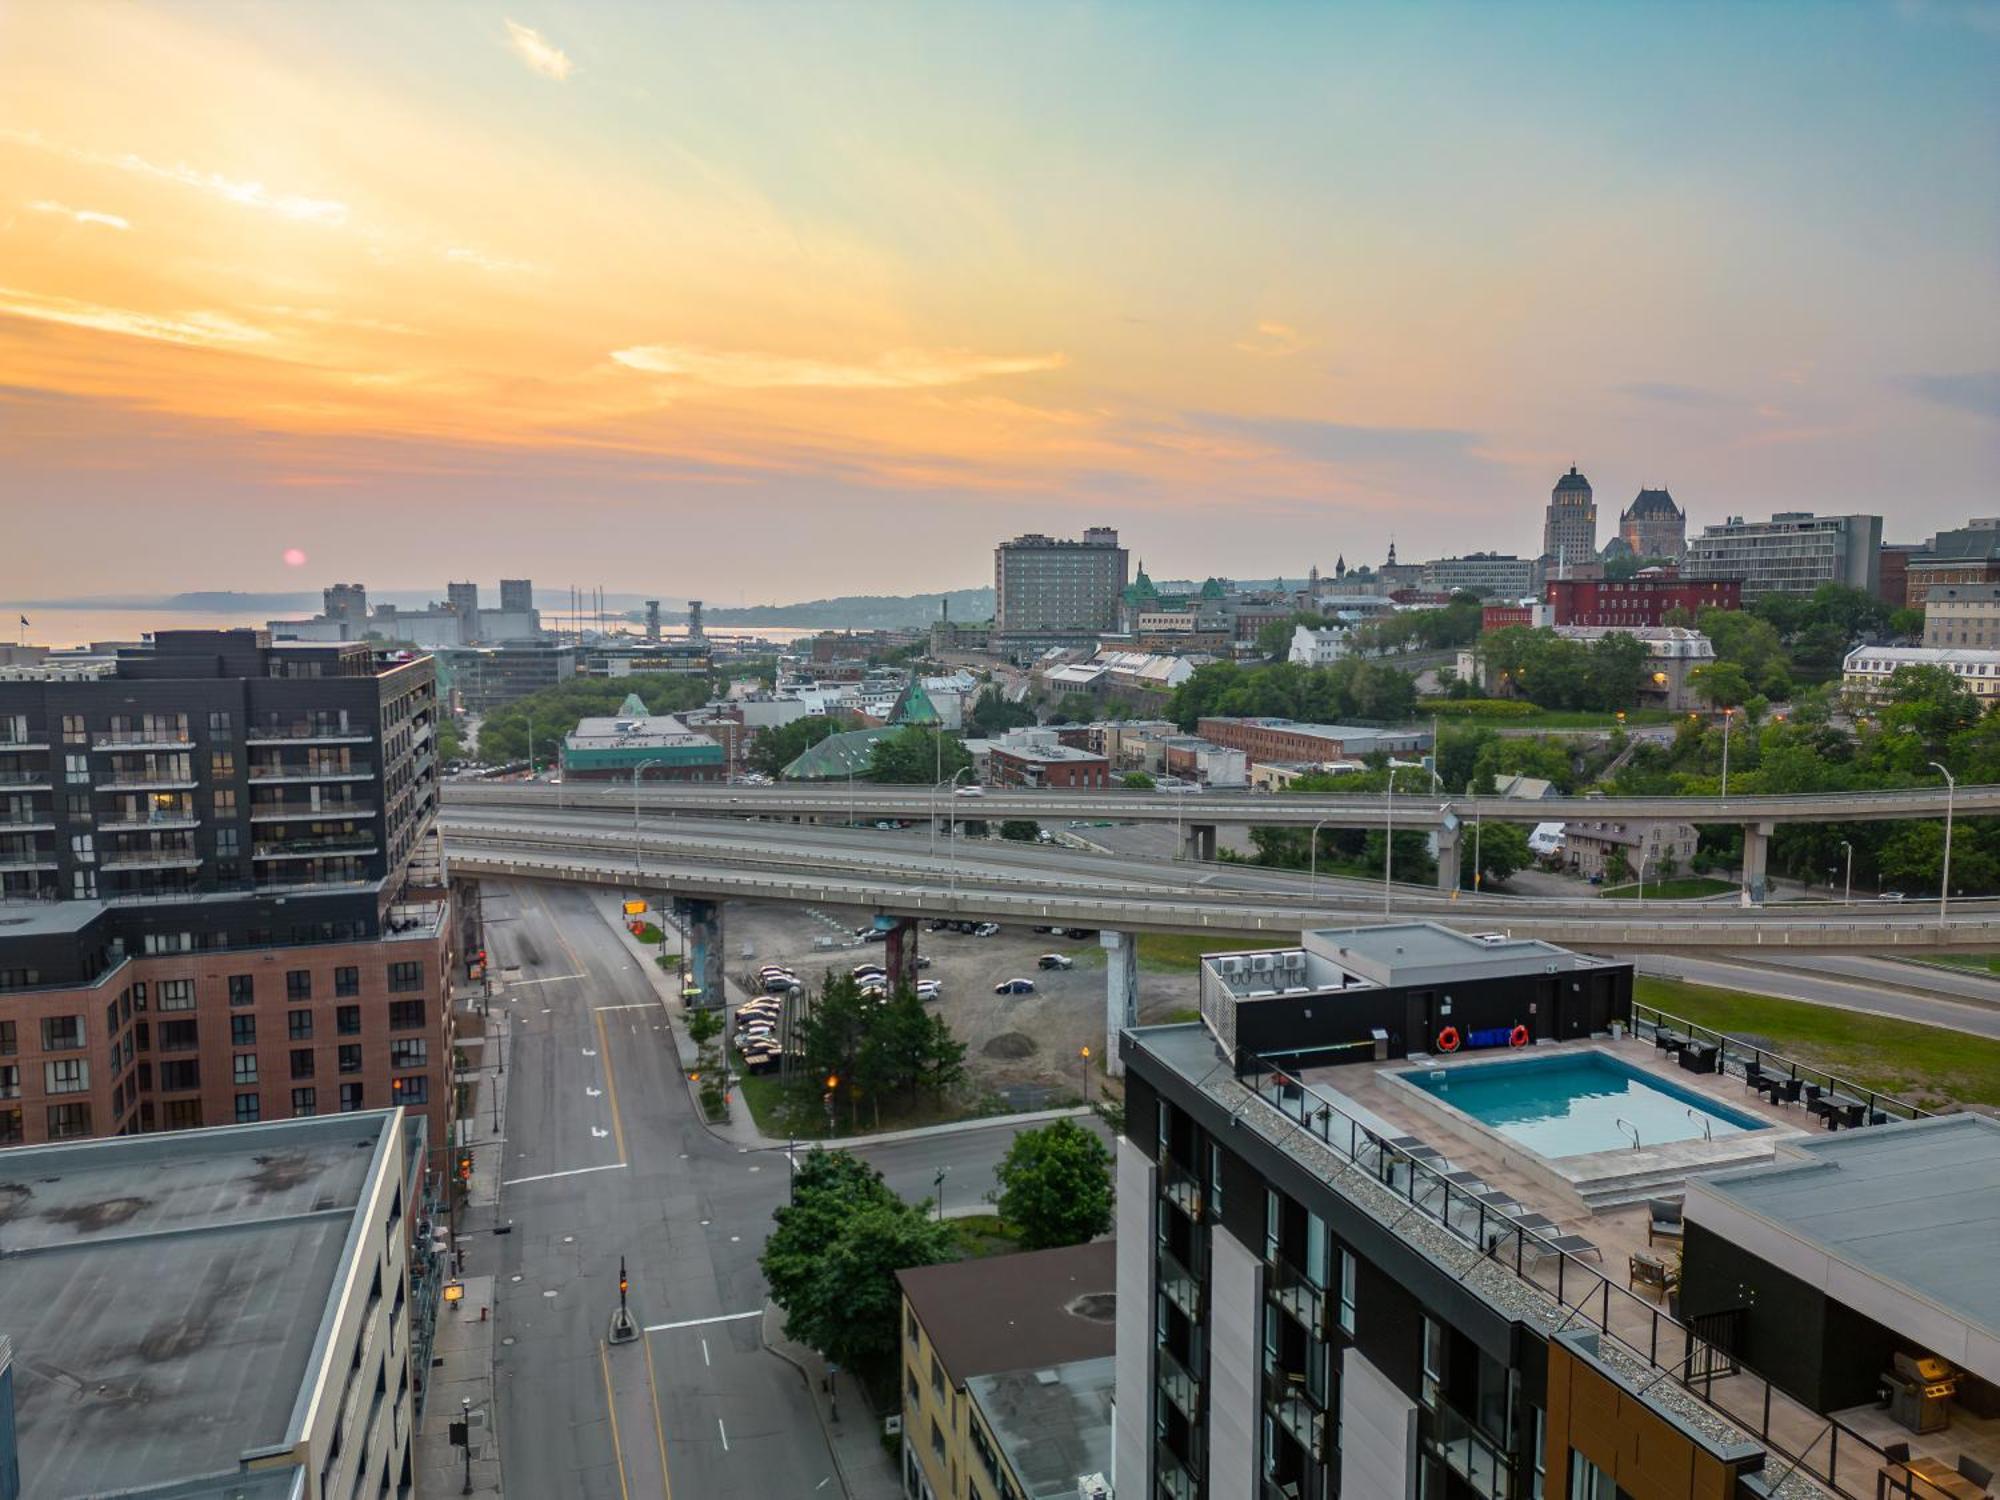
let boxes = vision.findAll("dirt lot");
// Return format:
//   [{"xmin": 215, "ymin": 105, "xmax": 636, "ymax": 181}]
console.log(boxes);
[{"xmin": 721, "ymin": 899, "xmax": 1201, "ymax": 1107}]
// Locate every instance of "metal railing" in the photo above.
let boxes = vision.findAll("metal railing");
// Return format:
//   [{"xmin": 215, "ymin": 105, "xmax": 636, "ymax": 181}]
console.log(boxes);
[
  {"xmin": 248, "ymin": 761, "xmax": 374, "ymax": 781},
  {"xmin": 1160, "ymin": 1157, "xmax": 1205, "ymax": 1220},
  {"xmin": 1266, "ymin": 1256, "xmax": 1325, "ymax": 1336},
  {"xmin": 1244, "ymin": 1059, "xmax": 1904, "ymax": 1499},
  {"xmin": 253, "ymin": 834, "xmax": 379, "ymax": 858},
  {"xmin": 249, "ymin": 801, "xmax": 378, "ymax": 820},
  {"xmin": 1263, "ymin": 1367, "xmax": 1325, "ymax": 1461},
  {"xmin": 1155, "ymin": 1440, "xmax": 1198, "ymax": 1500},
  {"xmin": 1159, "ymin": 1244, "xmax": 1203, "ymax": 1321},
  {"xmin": 1425, "ymin": 1400, "xmax": 1515, "ymax": 1500},
  {"xmin": 1633, "ymin": 1004, "xmax": 1932, "ymax": 1124},
  {"xmin": 1157, "ymin": 1344, "xmax": 1203, "ymax": 1421}
]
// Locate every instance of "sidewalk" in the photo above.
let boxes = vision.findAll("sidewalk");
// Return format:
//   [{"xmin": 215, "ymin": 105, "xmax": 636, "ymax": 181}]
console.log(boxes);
[
  {"xmin": 762, "ymin": 1302, "xmax": 903, "ymax": 1500},
  {"xmin": 415, "ymin": 1272, "xmax": 501, "ymax": 1498}
]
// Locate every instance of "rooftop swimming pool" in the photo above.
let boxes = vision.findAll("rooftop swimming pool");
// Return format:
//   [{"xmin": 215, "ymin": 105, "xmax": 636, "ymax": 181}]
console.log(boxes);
[{"xmin": 1400, "ymin": 1052, "xmax": 1766, "ymax": 1159}]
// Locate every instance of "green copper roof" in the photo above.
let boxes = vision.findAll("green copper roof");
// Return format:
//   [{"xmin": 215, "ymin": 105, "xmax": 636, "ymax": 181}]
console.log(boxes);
[
  {"xmin": 780, "ymin": 726, "xmax": 899, "ymax": 780},
  {"xmin": 890, "ymin": 680, "xmax": 941, "ymax": 725}
]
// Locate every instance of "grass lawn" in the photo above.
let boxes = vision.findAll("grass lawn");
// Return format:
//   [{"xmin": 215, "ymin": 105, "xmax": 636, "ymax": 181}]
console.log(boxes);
[
  {"xmin": 735, "ymin": 1068, "xmax": 993, "ymax": 1140},
  {"xmin": 1600, "ymin": 877, "xmax": 1739, "ymax": 901},
  {"xmin": 1633, "ymin": 976, "xmax": 2000, "ymax": 1109},
  {"xmin": 1136, "ymin": 931, "xmax": 1275, "ymax": 973},
  {"xmin": 1423, "ymin": 703, "xmax": 1680, "ymax": 729},
  {"xmin": 949, "ymin": 1213, "xmax": 1024, "ymax": 1259},
  {"xmin": 1911, "ymin": 954, "xmax": 2000, "ymax": 976}
]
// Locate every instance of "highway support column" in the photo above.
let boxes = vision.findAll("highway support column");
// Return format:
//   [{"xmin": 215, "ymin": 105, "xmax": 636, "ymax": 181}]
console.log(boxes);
[
  {"xmin": 884, "ymin": 915, "xmax": 921, "ymax": 992},
  {"xmin": 1102, "ymin": 930, "xmax": 1138, "ymax": 1079},
  {"xmin": 674, "ymin": 897, "xmax": 725, "ymax": 1009},
  {"xmin": 1181, "ymin": 823, "xmax": 1217, "ymax": 862},
  {"xmin": 1741, "ymin": 821, "xmax": 1773, "ymax": 906},
  {"xmin": 1434, "ymin": 810, "xmax": 1462, "ymax": 893}
]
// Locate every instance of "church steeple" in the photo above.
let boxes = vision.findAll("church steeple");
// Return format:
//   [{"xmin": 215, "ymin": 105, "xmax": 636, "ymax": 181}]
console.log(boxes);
[{"xmin": 1386, "ymin": 538, "xmax": 1398, "ymax": 567}]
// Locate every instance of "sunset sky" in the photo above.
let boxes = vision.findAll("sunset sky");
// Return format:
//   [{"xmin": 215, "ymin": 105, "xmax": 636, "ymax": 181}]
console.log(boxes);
[{"xmin": 3, "ymin": 1, "xmax": 1996, "ymax": 604}]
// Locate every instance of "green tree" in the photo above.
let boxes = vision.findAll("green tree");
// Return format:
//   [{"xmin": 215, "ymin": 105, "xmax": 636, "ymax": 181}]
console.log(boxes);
[
  {"xmin": 1000, "ymin": 819, "xmax": 1041, "ymax": 842},
  {"xmin": 476, "ymin": 672, "xmax": 715, "ymax": 764},
  {"xmin": 967, "ymin": 688, "xmax": 1037, "ymax": 735},
  {"xmin": 1460, "ymin": 820, "xmax": 1532, "ymax": 888},
  {"xmin": 761, "ymin": 1148, "xmax": 899, "ymax": 1316},
  {"xmin": 1052, "ymin": 693, "xmax": 1099, "ymax": 723},
  {"xmin": 1122, "ymin": 770, "xmax": 1156, "ymax": 789},
  {"xmin": 993, "ymin": 1118, "xmax": 1114, "ymax": 1250},
  {"xmin": 867, "ymin": 727, "xmax": 972, "ymax": 785},
  {"xmin": 1689, "ymin": 660, "xmax": 1752, "ymax": 710}
]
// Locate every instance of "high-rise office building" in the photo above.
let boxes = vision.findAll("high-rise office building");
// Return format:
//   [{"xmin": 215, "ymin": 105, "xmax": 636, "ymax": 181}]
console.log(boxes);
[
  {"xmin": 498, "ymin": 578, "xmax": 534, "ymax": 613},
  {"xmin": 0, "ymin": 630, "xmax": 454, "ymax": 1154},
  {"xmin": 1682, "ymin": 512, "xmax": 1883, "ymax": 599},
  {"xmin": 1617, "ymin": 488, "xmax": 1686, "ymax": 560},
  {"xmin": 994, "ymin": 528, "xmax": 1130, "ymax": 643},
  {"xmin": 1541, "ymin": 468, "xmax": 1598, "ymax": 568}
]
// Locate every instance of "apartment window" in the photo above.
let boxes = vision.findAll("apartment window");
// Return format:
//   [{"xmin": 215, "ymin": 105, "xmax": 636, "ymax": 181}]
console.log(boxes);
[
  {"xmin": 337, "ymin": 1005, "xmax": 361, "ymax": 1035},
  {"xmin": 1209, "ymin": 1140, "xmax": 1225, "ymax": 1218},
  {"xmin": 339, "ymin": 1044, "xmax": 362, "ymax": 1074},
  {"xmin": 292, "ymin": 1087, "xmax": 317, "ymax": 1117},
  {"xmin": 0, "ymin": 1020, "xmax": 12, "ymax": 1055},
  {"xmin": 231, "ymin": 1054, "xmax": 258, "ymax": 1085},
  {"xmin": 213, "ymin": 787, "xmax": 237, "ymax": 816},
  {"xmin": 209, "ymin": 710, "xmax": 232, "ymax": 740},
  {"xmin": 280, "ymin": 1013, "xmax": 312, "ymax": 1047},
  {"xmin": 65, "ymin": 753, "xmax": 89, "ymax": 785},
  {"xmin": 907, "ymin": 1368, "xmax": 920, "ymax": 1406},
  {"xmin": 159, "ymin": 1059, "xmax": 200, "ymax": 1091},
  {"xmin": 1531, "ymin": 1406, "xmax": 1547, "ymax": 1499},
  {"xmin": 163, "ymin": 1098, "xmax": 203, "ymax": 1130},
  {"xmin": 227, "ymin": 973, "xmax": 255, "ymax": 1007},
  {"xmin": 0, "ymin": 1108, "xmax": 20, "ymax": 1144},
  {"xmin": 46, "ymin": 1102, "xmax": 92, "ymax": 1139},
  {"xmin": 338, "ymin": 1082, "xmax": 364, "ymax": 1112},
  {"xmin": 334, "ymin": 966, "xmax": 360, "ymax": 997},
  {"xmin": 395, "ymin": 1075, "xmax": 428, "ymax": 1105},
  {"xmin": 907, "ymin": 1308, "xmax": 920, "ymax": 1350},
  {"xmin": 1264, "ymin": 1188, "xmax": 1281, "ymax": 1264},
  {"xmin": 930, "ymin": 1352, "xmax": 945, "ymax": 1400},
  {"xmin": 389, "ymin": 1038, "xmax": 427, "ymax": 1070},
  {"xmin": 1567, "ymin": 1453, "xmax": 1617, "ymax": 1500},
  {"xmin": 44, "ymin": 1057, "xmax": 89, "ymax": 1095},
  {"xmin": 0, "ymin": 1064, "xmax": 17, "ymax": 1100},
  {"xmin": 62, "ymin": 713, "xmax": 86, "ymax": 745},
  {"xmin": 228, "ymin": 1092, "xmax": 259, "ymax": 1124},
  {"xmin": 72, "ymin": 868, "xmax": 97, "ymax": 899},
  {"xmin": 286, "ymin": 969, "xmax": 312, "ymax": 1001},
  {"xmin": 156, "ymin": 978, "xmax": 196, "ymax": 1012},
  {"xmin": 1422, "ymin": 1316, "xmax": 1444, "ymax": 1410},
  {"xmin": 105, "ymin": 998, "xmax": 120, "ymax": 1037},
  {"xmin": 929, "ymin": 1418, "xmax": 945, "ymax": 1463},
  {"xmin": 157, "ymin": 1020, "xmax": 199, "ymax": 1052},
  {"xmin": 42, "ymin": 1015, "xmax": 85, "ymax": 1051},
  {"xmin": 290, "ymin": 1047, "xmax": 316, "ymax": 1080},
  {"xmin": 211, "ymin": 751, "xmax": 235, "ymax": 779},
  {"xmin": 230, "ymin": 1014, "xmax": 257, "ymax": 1046},
  {"xmin": 388, "ymin": 1000, "xmax": 425, "ymax": 1031},
  {"xmin": 387, "ymin": 960, "xmax": 424, "ymax": 993}
]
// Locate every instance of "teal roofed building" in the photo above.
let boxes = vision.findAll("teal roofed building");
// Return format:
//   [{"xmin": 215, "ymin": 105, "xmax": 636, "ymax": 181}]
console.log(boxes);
[
  {"xmin": 889, "ymin": 679, "xmax": 941, "ymax": 726},
  {"xmin": 780, "ymin": 726, "xmax": 900, "ymax": 781},
  {"xmin": 560, "ymin": 693, "xmax": 726, "ymax": 781}
]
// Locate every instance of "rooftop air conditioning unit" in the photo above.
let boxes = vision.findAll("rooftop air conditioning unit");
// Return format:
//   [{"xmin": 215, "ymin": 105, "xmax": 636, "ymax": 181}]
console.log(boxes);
[
  {"xmin": 1077, "ymin": 1476, "xmax": 1111, "ymax": 1500},
  {"xmin": 1251, "ymin": 954, "xmax": 1276, "ymax": 973},
  {"xmin": 883, "ymin": 1414, "xmax": 904, "ymax": 1437},
  {"xmin": 1282, "ymin": 952, "xmax": 1306, "ymax": 971},
  {"xmin": 1218, "ymin": 957, "xmax": 1245, "ymax": 976}
]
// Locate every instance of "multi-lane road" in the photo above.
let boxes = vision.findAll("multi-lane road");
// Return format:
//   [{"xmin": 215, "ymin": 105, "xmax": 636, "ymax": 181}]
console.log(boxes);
[{"xmin": 474, "ymin": 878, "xmax": 1109, "ymax": 1498}]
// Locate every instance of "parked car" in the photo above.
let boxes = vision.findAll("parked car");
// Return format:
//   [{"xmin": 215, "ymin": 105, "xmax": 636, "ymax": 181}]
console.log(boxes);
[
  {"xmin": 1038, "ymin": 953, "xmax": 1075, "ymax": 971},
  {"xmin": 915, "ymin": 955, "xmax": 933, "ymax": 970},
  {"xmin": 974, "ymin": 922, "xmax": 1001, "ymax": 937},
  {"xmin": 916, "ymin": 980, "xmax": 944, "ymax": 1001},
  {"xmin": 761, "ymin": 975, "xmax": 797, "ymax": 993},
  {"xmin": 994, "ymin": 977, "xmax": 1037, "ymax": 995},
  {"xmin": 851, "ymin": 963, "xmax": 887, "ymax": 980}
]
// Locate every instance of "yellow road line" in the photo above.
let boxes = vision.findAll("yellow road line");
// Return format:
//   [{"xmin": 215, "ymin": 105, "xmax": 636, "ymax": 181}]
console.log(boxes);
[
  {"xmin": 599, "ymin": 1340, "xmax": 632, "ymax": 1500},
  {"xmin": 594, "ymin": 1004, "xmax": 631, "ymax": 1164},
  {"xmin": 641, "ymin": 1329, "xmax": 677, "ymax": 1500}
]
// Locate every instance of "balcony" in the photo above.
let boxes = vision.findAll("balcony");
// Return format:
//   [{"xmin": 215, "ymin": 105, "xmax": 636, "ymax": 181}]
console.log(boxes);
[
  {"xmin": 1159, "ymin": 1245, "xmax": 1203, "ymax": 1322},
  {"xmin": 99, "ymin": 813, "xmax": 200, "ymax": 833},
  {"xmin": 1158, "ymin": 1345, "xmax": 1203, "ymax": 1422},
  {"xmin": 1264, "ymin": 1368, "xmax": 1325, "ymax": 1462},
  {"xmin": 254, "ymin": 834, "xmax": 379, "ymax": 860},
  {"xmin": 245, "ymin": 723, "xmax": 374, "ymax": 746},
  {"xmin": 101, "ymin": 848, "xmax": 202, "ymax": 870},
  {"xmin": 247, "ymin": 762, "xmax": 374, "ymax": 784},
  {"xmin": 0, "ymin": 815, "xmax": 56, "ymax": 833},
  {"xmin": 1160, "ymin": 1159, "xmax": 1205, "ymax": 1221},
  {"xmin": 0, "ymin": 854, "xmax": 58, "ymax": 872},
  {"xmin": 1426, "ymin": 1400, "xmax": 1516, "ymax": 1500},
  {"xmin": 1156, "ymin": 1441, "xmax": 1198, "ymax": 1500},
  {"xmin": 98, "ymin": 772, "xmax": 197, "ymax": 791},
  {"xmin": 93, "ymin": 732, "xmax": 193, "ymax": 751},
  {"xmin": 1267, "ymin": 1257, "xmax": 1325, "ymax": 1336},
  {"xmin": 249, "ymin": 801, "xmax": 378, "ymax": 822},
  {"xmin": 0, "ymin": 738, "xmax": 49, "ymax": 753},
  {"xmin": 0, "ymin": 772, "xmax": 52, "ymax": 791}
]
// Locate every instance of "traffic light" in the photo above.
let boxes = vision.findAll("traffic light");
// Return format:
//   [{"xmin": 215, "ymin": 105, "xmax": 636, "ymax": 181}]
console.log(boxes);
[{"xmin": 457, "ymin": 1151, "xmax": 474, "ymax": 1183}]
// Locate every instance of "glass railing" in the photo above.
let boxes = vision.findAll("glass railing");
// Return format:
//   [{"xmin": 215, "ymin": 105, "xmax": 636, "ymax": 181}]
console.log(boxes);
[
  {"xmin": 101, "ymin": 847, "xmax": 201, "ymax": 868},
  {"xmin": 1264, "ymin": 1368, "xmax": 1324, "ymax": 1460},
  {"xmin": 1159, "ymin": 1245, "xmax": 1203, "ymax": 1321},
  {"xmin": 249, "ymin": 801, "xmax": 378, "ymax": 820},
  {"xmin": 1155, "ymin": 1441, "xmax": 1198, "ymax": 1500},
  {"xmin": 248, "ymin": 762, "xmax": 374, "ymax": 780},
  {"xmin": 94, "ymin": 731, "xmax": 193, "ymax": 748},
  {"xmin": 99, "ymin": 771, "xmax": 197, "ymax": 789},
  {"xmin": 1426, "ymin": 1399, "xmax": 1515, "ymax": 1500},
  {"xmin": 245, "ymin": 721, "xmax": 374, "ymax": 743},
  {"xmin": 253, "ymin": 834, "xmax": 379, "ymax": 858},
  {"xmin": 1267, "ymin": 1257, "xmax": 1325, "ymax": 1336},
  {"xmin": 1160, "ymin": 1158, "xmax": 1205, "ymax": 1221},
  {"xmin": 1157, "ymin": 1345, "xmax": 1202, "ymax": 1421}
]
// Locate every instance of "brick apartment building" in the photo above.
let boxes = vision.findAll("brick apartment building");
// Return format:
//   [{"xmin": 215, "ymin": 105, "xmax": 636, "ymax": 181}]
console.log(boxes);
[
  {"xmin": 1195, "ymin": 717, "xmax": 1428, "ymax": 765},
  {"xmin": 1545, "ymin": 573, "xmax": 1742, "ymax": 627},
  {"xmin": 987, "ymin": 740, "xmax": 1111, "ymax": 788},
  {"xmin": 0, "ymin": 630, "xmax": 455, "ymax": 1159}
]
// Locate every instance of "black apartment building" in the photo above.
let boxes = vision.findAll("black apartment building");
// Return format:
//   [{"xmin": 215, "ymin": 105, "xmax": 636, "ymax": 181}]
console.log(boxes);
[
  {"xmin": 1114, "ymin": 923, "xmax": 1851, "ymax": 1500},
  {"xmin": 0, "ymin": 630, "xmax": 458, "ymax": 1158}
]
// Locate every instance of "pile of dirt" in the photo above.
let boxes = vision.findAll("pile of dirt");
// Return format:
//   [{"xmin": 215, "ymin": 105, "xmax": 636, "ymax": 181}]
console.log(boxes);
[{"xmin": 982, "ymin": 1031, "xmax": 1038, "ymax": 1060}]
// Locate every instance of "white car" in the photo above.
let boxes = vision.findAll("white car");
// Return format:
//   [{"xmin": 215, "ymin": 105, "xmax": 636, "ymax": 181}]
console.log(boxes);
[
  {"xmin": 973, "ymin": 922, "xmax": 1001, "ymax": 937},
  {"xmin": 1038, "ymin": 953, "xmax": 1075, "ymax": 971},
  {"xmin": 916, "ymin": 980, "xmax": 944, "ymax": 1001},
  {"xmin": 954, "ymin": 785, "xmax": 984, "ymax": 798}
]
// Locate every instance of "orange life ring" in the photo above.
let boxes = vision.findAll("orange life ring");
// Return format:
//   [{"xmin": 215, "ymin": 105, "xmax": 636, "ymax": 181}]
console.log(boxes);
[
  {"xmin": 1436, "ymin": 1026, "xmax": 1461, "ymax": 1053},
  {"xmin": 1510, "ymin": 1025, "xmax": 1530, "ymax": 1048}
]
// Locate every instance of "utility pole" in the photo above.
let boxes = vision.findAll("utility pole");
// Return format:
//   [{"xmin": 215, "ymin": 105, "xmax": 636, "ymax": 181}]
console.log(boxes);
[
  {"xmin": 1930, "ymin": 762, "xmax": 1956, "ymax": 929},
  {"xmin": 1840, "ymin": 839, "xmax": 1853, "ymax": 905}
]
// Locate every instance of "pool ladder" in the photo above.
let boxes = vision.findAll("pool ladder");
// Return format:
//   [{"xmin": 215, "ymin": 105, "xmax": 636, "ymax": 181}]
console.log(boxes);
[
  {"xmin": 1686, "ymin": 1107, "xmax": 1714, "ymax": 1142},
  {"xmin": 1615, "ymin": 1117, "xmax": 1641, "ymax": 1151}
]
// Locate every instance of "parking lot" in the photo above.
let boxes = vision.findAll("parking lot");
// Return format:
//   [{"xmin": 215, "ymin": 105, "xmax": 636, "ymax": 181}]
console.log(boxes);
[{"xmin": 722, "ymin": 899, "xmax": 1202, "ymax": 1104}]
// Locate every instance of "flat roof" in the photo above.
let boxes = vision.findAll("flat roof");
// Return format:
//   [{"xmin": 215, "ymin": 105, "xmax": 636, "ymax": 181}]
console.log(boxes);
[
  {"xmin": 0, "ymin": 1112, "xmax": 400, "ymax": 1498},
  {"xmin": 898, "ymin": 1241, "xmax": 1116, "ymax": 1382},
  {"xmin": 966, "ymin": 1355, "xmax": 1115, "ymax": 1499},
  {"xmin": 566, "ymin": 712, "xmax": 713, "ymax": 749},
  {"xmin": 1686, "ymin": 1115, "xmax": 2000, "ymax": 1377},
  {"xmin": 1300, "ymin": 921, "xmax": 1605, "ymax": 988}
]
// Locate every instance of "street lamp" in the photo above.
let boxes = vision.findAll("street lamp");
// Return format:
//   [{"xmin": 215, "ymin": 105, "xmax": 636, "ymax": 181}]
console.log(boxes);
[
  {"xmin": 1080, "ymin": 1044, "xmax": 1092, "ymax": 1104},
  {"xmin": 1383, "ymin": 764, "xmax": 1402, "ymax": 917},
  {"xmin": 1929, "ymin": 762, "xmax": 1956, "ymax": 929},
  {"xmin": 1839, "ymin": 839, "xmax": 1853, "ymax": 905},
  {"xmin": 1720, "ymin": 707, "xmax": 1734, "ymax": 799},
  {"xmin": 943, "ymin": 765, "xmax": 974, "ymax": 890},
  {"xmin": 933, "ymin": 1166, "xmax": 949, "ymax": 1222},
  {"xmin": 632, "ymin": 758, "xmax": 665, "ymax": 880},
  {"xmin": 1467, "ymin": 779, "xmax": 1483, "ymax": 893},
  {"xmin": 1307, "ymin": 816, "xmax": 1333, "ymax": 901}
]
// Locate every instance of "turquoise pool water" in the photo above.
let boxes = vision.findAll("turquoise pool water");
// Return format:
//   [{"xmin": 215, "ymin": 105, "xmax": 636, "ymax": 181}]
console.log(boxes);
[{"xmin": 1401, "ymin": 1052, "xmax": 1764, "ymax": 1158}]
